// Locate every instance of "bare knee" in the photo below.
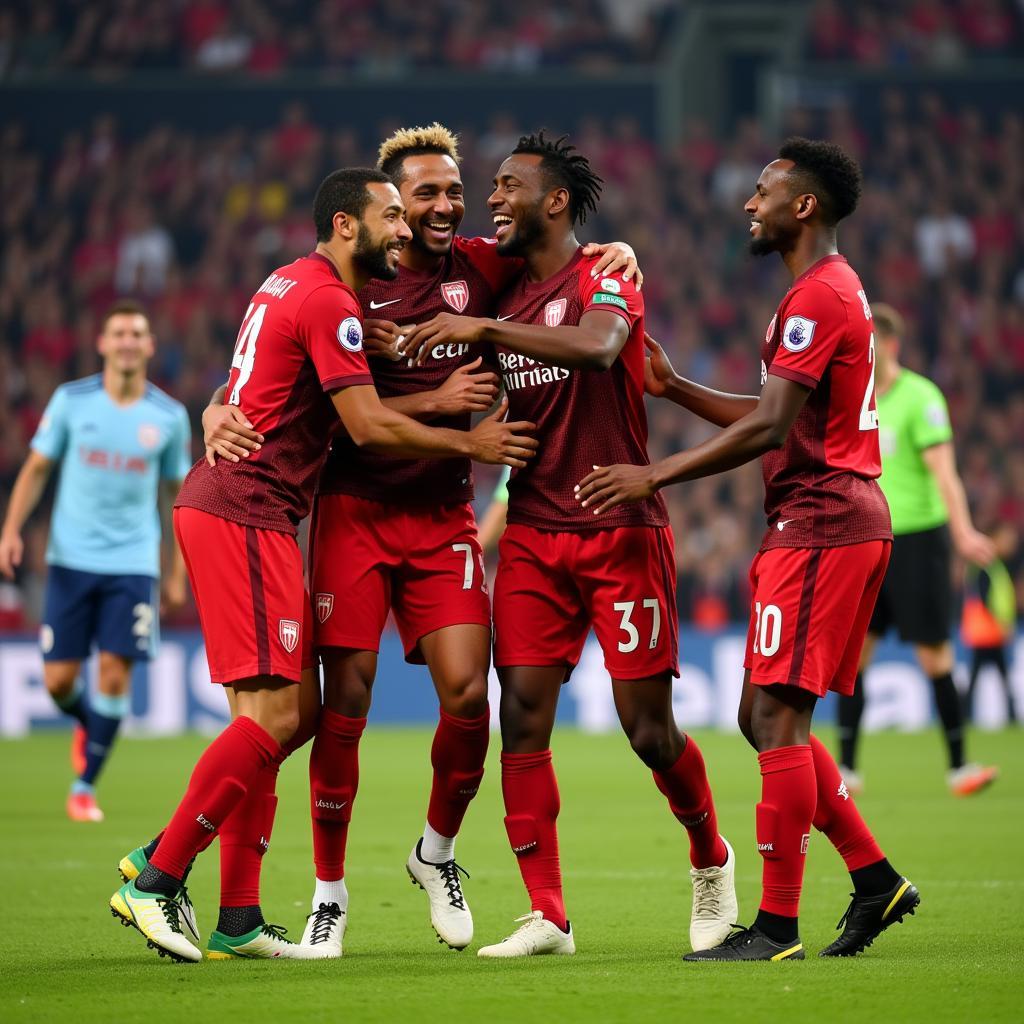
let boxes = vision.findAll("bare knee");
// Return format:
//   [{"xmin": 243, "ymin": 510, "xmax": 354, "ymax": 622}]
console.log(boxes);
[
  {"xmin": 438, "ymin": 672, "xmax": 489, "ymax": 719},
  {"xmin": 44, "ymin": 662, "xmax": 80, "ymax": 700},
  {"xmin": 737, "ymin": 705, "xmax": 757, "ymax": 750},
  {"xmin": 624, "ymin": 719, "xmax": 680, "ymax": 771},
  {"xmin": 97, "ymin": 652, "xmax": 132, "ymax": 696},
  {"xmin": 322, "ymin": 649, "xmax": 376, "ymax": 717}
]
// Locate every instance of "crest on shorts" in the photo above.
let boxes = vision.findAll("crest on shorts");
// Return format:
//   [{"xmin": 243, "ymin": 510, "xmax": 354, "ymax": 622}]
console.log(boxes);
[
  {"xmin": 544, "ymin": 298, "xmax": 567, "ymax": 327},
  {"xmin": 315, "ymin": 593, "xmax": 334, "ymax": 624},
  {"xmin": 441, "ymin": 280, "xmax": 469, "ymax": 313},
  {"xmin": 278, "ymin": 619, "xmax": 300, "ymax": 653}
]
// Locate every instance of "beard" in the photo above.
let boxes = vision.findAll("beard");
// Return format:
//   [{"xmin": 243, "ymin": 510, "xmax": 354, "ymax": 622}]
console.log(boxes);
[
  {"xmin": 748, "ymin": 219, "xmax": 798, "ymax": 257},
  {"xmin": 496, "ymin": 205, "xmax": 546, "ymax": 257},
  {"xmin": 354, "ymin": 222, "xmax": 399, "ymax": 280}
]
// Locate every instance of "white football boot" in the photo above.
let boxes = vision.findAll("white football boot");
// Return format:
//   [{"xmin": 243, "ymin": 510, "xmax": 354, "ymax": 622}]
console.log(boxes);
[
  {"xmin": 110, "ymin": 880, "xmax": 202, "ymax": 963},
  {"xmin": 477, "ymin": 911, "xmax": 576, "ymax": 959},
  {"xmin": 406, "ymin": 839, "xmax": 473, "ymax": 949},
  {"xmin": 299, "ymin": 902, "xmax": 346, "ymax": 958},
  {"xmin": 689, "ymin": 836, "xmax": 739, "ymax": 951}
]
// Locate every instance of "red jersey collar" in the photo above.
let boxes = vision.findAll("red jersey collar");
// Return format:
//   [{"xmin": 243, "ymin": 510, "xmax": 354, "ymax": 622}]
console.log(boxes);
[
  {"xmin": 520, "ymin": 246, "xmax": 586, "ymax": 295},
  {"xmin": 792, "ymin": 252, "xmax": 847, "ymax": 285}
]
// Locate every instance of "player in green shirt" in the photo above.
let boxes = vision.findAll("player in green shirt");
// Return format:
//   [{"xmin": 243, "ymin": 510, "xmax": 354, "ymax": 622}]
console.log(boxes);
[{"xmin": 836, "ymin": 304, "xmax": 998, "ymax": 797}]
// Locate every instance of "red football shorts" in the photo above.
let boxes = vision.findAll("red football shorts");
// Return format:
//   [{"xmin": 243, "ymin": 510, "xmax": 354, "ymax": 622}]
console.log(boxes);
[
  {"xmin": 744, "ymin": 540, "xmax": 891, "ymax": 697},
  {"xmin": 309, "ymin": 493, "xmax": 491, "ymax": 663},
  {"xmin": 174, "ymin": 506, "xmax": 312, "ymax": 685},
  {"xmin": 493, "ymin": 522, "xmax": 679, "ymax": 680}
]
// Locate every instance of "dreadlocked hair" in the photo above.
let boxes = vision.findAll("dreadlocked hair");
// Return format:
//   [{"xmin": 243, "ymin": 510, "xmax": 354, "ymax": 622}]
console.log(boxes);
[
  {"xmin": 778, "ymin": 137, "xmax": 862, "ymax": 226},
  {"xmin": 378, "ymin": 123, "xmax": 460, "ymax": 184},
  {"xmin": 512, "ymin": 130, "xmax": 603, "ymax": 224}
]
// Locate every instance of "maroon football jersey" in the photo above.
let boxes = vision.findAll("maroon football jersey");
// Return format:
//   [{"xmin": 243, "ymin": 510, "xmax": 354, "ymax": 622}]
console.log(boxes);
[
  {"xmin": 759, "ymin": 254, "xmax": 892, "ymax": 550},
  {"xmin": 318, "ymin": 236, "xmax": 516, "ymax": 504},
  {"xmin": 494, "ymin": 247, "xmax": 668, "ymax": 532},
  {"xmin": 176, "ymin": 253, "xmax": 372, "ymax": 534}
]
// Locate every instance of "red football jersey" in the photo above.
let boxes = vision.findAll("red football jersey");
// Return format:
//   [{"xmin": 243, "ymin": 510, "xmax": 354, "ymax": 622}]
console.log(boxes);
[
  {"xmin": 494, "ymin": 247, "xmax": 668, "ymax": 531},
  {"xmin": 319, "ymin": 236, "xmax": 517, "ymax": 505},
  {"xmin": 759, "ymin": 254, "xmax": 891, "ymax": 550},
  {"xmin": 176, "ymin": 253, "xmax": 372, "ymax": 534}
]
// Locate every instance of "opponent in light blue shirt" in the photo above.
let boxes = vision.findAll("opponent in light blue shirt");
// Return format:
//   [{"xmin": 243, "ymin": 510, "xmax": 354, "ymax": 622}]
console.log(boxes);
[
  {"xmin": 0, "ymin": 299, "xmax": 193, "ymax": 821},
  {"xmin": 31, "ymin": 374, "xmax": 191, "ymax": 576}
]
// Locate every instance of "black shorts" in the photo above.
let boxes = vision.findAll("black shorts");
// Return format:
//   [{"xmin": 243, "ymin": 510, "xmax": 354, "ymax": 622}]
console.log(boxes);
[{"xmin": 868, "ymin": 524, "xmax": 951, "ymax": 646}]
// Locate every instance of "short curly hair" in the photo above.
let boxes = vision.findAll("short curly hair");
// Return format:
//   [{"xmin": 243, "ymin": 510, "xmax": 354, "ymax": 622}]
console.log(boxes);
[
  {"xmin": 778, "ymin": 137, "xmax": 862, "ymax": 226},
  {"xmin": 377, "ymin": 123, "xmax": 460, "ymax": 184}
]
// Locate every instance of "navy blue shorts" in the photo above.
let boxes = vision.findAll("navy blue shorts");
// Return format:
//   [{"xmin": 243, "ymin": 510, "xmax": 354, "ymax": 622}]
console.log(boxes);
[{"xmin": 40, "ymin": 565, "xmax": 158, "ymax": 663}]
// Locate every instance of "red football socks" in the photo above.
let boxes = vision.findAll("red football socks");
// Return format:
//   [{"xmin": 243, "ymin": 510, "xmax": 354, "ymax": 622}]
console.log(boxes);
[
  {"xmin": 756, "ymin": 744, "xmax": 816, "ymax": 918},
  {"xmin": 150, "ymin": 715, "xmax": 282, "ymax": 880},
  {"xmin": 501, "ymin": 750, "xmax": 567, "ymax": 931},
  {"xmin": 652, "ymin": 738, "xmax": 728, "ymax": 869},
  {"xmin": 309, "ymin": 709, "xmax": 366, "ymax": 880},
  {"xmin": 218, "ymin": 756, "xmax": 282, "ymax": 907},
  {"xmin": 426, "ymin": 706, "xmax": 489, "ymax": 839},
  {"xmin": 809, "ymin": 734, "xmax": 885, "ymax": 871}
]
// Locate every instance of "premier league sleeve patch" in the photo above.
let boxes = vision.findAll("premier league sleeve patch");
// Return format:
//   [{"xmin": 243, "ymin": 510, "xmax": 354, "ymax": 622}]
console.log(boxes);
[
  {"xmin": 337, "ymin": 316, "xmax": 364, "ymax": 352},
  {"xmin": 781, "ymin": 315, "xmax": 817, "ymax": 353}
]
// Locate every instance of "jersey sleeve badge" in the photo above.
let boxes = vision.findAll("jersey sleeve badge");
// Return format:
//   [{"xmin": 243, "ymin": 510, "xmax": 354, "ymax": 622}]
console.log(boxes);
[
  {"xmin": 781, "ymin": 315, "xmax": 817, "ymax": 353},
  {"xmin": 337, "ymin": 316, "xmax": 363, "ymax": 352}
]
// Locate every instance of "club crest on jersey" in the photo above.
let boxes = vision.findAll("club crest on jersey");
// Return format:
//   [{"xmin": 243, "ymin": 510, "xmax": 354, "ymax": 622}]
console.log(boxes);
[
  {"xmin": 781, "ymin": 315, "xmax": 816, "ymax": 352},
  {"xmin": 315, "ymin": 593, "xmax": 334, "ymax": 624},
  {"xmin": 278, "ymin": 619, "xmax": 299, "ymax": 653},
  {"xmin": 441, "ymin": 280, "xmax": 469, "ymax": 313},
  {"xmin": 337, "ymin": 316, "xmax": 363, "ymax": 352},
  {"xmin": 137, "ymin": 424, "xmax": 161, "ymax": 449},
  {"xmin": 544, "ymin": 298, "xmax": 567, "ymax": 327}
]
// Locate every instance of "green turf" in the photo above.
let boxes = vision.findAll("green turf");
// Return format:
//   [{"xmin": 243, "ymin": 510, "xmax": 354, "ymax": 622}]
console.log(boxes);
[{"xmin": 0, "ymin": 728, "xmax": 1020, "ymax": 1023}]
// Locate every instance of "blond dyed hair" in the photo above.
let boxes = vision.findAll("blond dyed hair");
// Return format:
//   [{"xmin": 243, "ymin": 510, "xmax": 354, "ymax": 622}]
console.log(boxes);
[{"xmin": 377, "ymin": 123, "xmax": 460, "ymax": 181}]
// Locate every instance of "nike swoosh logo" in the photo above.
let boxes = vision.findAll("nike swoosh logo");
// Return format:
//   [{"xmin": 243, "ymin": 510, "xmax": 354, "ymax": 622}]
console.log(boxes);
[
  {"xmin": 496, "ymin": 312, "xmax": 519, "ymax": 321},
  {"xmin": 776, "ymin": 519, "xmax": 795, "ymax": 531},
  {"xmin": 369, "ymin": 299, "xmax": 400, "ymax": 309}
]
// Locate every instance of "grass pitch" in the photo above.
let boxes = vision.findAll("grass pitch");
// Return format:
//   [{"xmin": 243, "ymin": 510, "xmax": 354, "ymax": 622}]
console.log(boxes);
[{"xmin": 1, "ymin": 727, "xmax": 1020, "ymax": 1023}]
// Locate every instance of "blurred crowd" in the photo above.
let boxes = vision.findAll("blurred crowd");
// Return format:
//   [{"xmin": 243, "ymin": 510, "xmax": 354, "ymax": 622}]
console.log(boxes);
[
  {"xmin": 807, "ymin": 0, "xmax": 1024, "ymax": 65},
  {"xmin": 1, "ymin": 89, "xmax": 1023, "ymax": 630},
  {"xmin": 0, "ymin": 0, "xmax": 679, "ymax": 77}
]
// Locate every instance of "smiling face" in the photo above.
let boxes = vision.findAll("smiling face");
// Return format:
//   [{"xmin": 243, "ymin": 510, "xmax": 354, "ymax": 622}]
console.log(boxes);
[
  {"xmin": 744, "ymin": 158, "xmax": 805, "ymax": 257},
  {"xmin": 98, "ymin": 312, "xmax": 154, "ymax": 376},
  {"xmin": 488, "ymin": 153, "xmax": 553, "ymax": 257},
  {"xmin": 352, "ymin": 181, "xmax": 413, "ymax": 280},
  {"xmin": 395, "ymin": 153, "xmax": 465, "ymax": 259}
]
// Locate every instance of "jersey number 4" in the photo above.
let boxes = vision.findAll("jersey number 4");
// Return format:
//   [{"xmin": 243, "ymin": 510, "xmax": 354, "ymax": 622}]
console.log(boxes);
[{"xmin": 229, "ymin": 303, "xmax": 268, "ymax": 405}]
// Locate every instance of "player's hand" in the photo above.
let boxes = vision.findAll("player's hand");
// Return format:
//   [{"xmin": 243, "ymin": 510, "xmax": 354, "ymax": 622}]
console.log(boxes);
[
  {"xmin": 644, "ymin": 332, "xmax": 678, "ymax": 398},
  {"xmin": 160, "ymin": 573, "xmax": 189, "ymax": 616},
  {"xmin": 203, "ymin": 404, "xmax": 263, "ymax": 466},
  {"xmin": 574, "ymin": 463, "xmax": 657, "ymax": 515},
  {"xmin": 363, "ymin": 318, "xmax": 404, "ymax": 361},
  {"xmin": 465, "ymin": 398, "xmax": 538, "ymax": 468},
  {"xmin": 0, "ymin": 530, "xmax": 23, "ymax": 580},
  {"xmin": 398, "ymin": 313, "xmax": 485, "ymax": 367},
  {"xmin": 582, "ymin": 241, "xmax": 643, "ymax": 291},
  {"xmin": 433, "ymin": 357, "xmax": 500, "ymax": 416},
  {"xmin": 954, "ymin": 527, "xmax": 997, "ymax": 566}
]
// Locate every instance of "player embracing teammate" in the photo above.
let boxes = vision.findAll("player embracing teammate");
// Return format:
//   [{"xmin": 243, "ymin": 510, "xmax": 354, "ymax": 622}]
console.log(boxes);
[
  {"xmin": 576, "ymin": 138, "xmax": 920, "ymax": 960},
  {"xmin": 402, "ymin": 132, "xmax": 738, "ymax": 958},
  {"xmin": 109, "ymin": 166, "xmax": 534, "ymax": 963}
]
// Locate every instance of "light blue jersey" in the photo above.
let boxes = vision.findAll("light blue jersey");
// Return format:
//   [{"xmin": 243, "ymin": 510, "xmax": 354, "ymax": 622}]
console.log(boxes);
[{"xmin": 31, "ymin": 375, "xmax": 193, "ymax": 577}]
